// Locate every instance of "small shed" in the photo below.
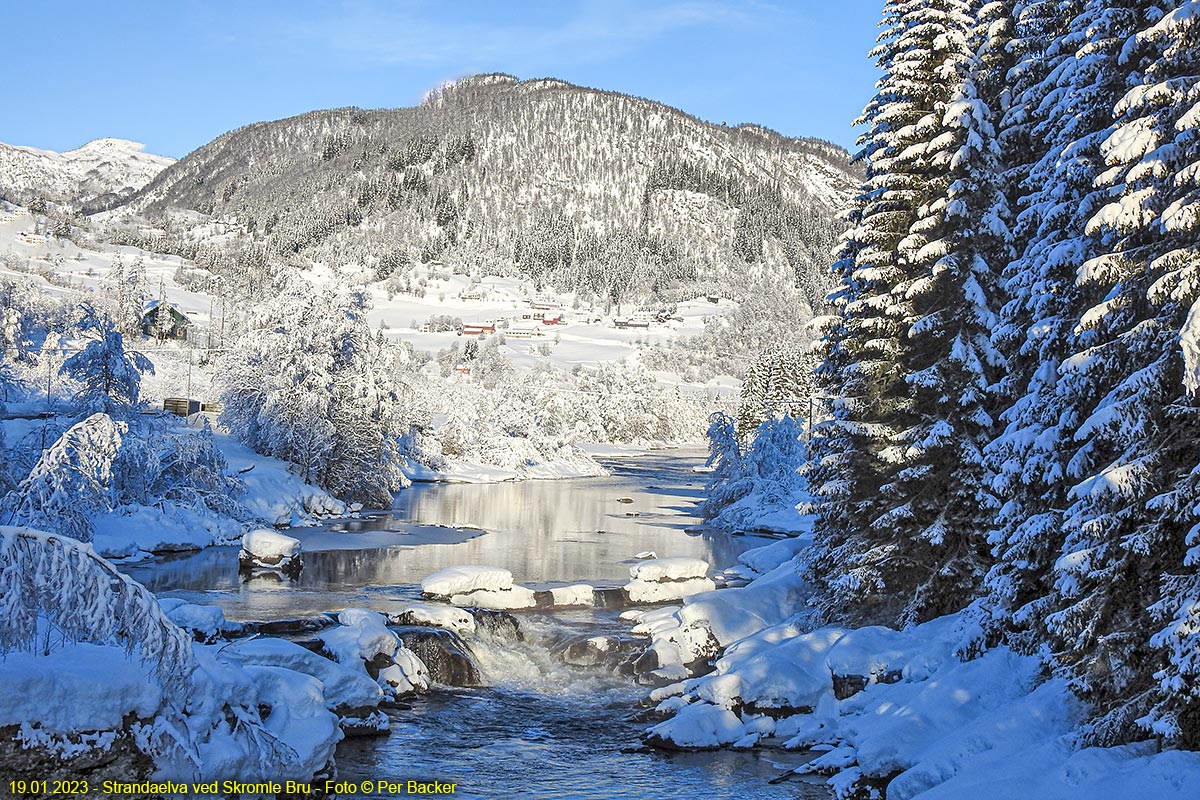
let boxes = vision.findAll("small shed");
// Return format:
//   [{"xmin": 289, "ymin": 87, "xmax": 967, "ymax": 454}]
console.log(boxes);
[{"xmin": 142, "ymin": 299, "xmax": 192, "ymax": 340}]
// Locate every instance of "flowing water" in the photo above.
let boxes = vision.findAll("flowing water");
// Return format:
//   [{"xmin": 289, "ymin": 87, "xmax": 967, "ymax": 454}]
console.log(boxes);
[{"xmin": 127, "ymin": 450, "xmax": 828, "ymax": 799}]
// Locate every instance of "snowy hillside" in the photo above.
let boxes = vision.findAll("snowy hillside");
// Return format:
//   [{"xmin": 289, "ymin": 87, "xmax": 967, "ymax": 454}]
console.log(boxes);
[
  {"xmin": 0, "ymin": 138, "xmax": 173, "ymax": 209},
  {"xmin": 114, "ymin": 74, "xmax": 857, "ymax": 309}
]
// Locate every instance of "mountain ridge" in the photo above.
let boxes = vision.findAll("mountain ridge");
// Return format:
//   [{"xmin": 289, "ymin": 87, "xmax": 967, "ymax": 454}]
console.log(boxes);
[{"xmin": 114, "ymin": 73, "xmax": 858, "ymax": 307}]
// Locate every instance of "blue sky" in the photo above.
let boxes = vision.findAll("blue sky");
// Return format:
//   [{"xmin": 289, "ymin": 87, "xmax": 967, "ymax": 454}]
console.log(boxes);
[{"xmin": 4, "ymin": 1, "xmax": 881, "ymax": 159}]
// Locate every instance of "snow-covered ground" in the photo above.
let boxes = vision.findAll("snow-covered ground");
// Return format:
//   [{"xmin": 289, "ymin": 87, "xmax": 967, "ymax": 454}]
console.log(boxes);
[
  {"xmin": 0, "ymin": 203, "xmax": 739, "ymax": 405},
  {"xmin": 633, "ymin": 537, "xmax": 1200, "ymax": 799}
]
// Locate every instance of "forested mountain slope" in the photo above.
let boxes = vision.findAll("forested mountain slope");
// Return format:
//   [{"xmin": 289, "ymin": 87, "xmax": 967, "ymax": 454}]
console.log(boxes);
[{"xmin": 122, "ymin": 74, "xmax": 858, "ymax": 306}]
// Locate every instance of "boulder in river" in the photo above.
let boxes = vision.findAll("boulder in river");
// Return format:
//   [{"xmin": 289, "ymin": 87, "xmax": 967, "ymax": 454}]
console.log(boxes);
[
  {"xmin": 420, "ymin": 565, "xmax": 514, "ymax": 597},
  {"xmin": 158, "ymin": 599, "xmax": 242, "ymax": 643},
  {"xmin": 624, "ymin": 558, "xmax": 716, "ymax": 604},
  {"xmin": 469, "ymin": 608, "xmax": 523, "ymax": 643},
  {"xmin": 392, "ymin": 626, "xmax": 482, "ymax": 687},
  {"xmin": 238, "ymin": 529, "xmax": 302, "ymax": 578},
  {"xmin": 555, "ymin": 634, "xmax": 644, "ymax": 668},
  {"xmin": 223, "ymin": 637, "xmax": 390, "ymax": 736},
  {"xmin": 387, "ymin": 603, "xmax": 476, "ymax": 635}
]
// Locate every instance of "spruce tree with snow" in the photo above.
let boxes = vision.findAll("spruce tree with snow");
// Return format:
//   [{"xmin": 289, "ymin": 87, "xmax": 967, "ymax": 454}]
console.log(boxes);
[
  {"xmin": 808, "ymin": 0, "xmax": 1005, "ymax": 625},
  {"xmin": 699, "ymin": 412, "xmax": 750, "ymax": 521},
  {"xmin": 2, "ymin": 413, "xmax": 126, "ymax": 542},
  {"xmin": 982, "ymin": 0, "xmax": 1143, "ymax": 651},
  {"xmin": 1041, "ymin": 0, "xmax": 1200, "ymax": 747},
  {"xmin": 736, "ymin": 345, "xmax": 817, "ymax": 439},
  {"xmin": 60, "ymin": 308, "xmax": 154, "ymax": 415}
]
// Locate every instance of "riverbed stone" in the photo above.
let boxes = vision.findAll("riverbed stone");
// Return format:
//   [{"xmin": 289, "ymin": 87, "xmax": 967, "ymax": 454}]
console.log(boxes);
[
  {"xmin": 238, "ymin": 616, "xmax": 336, "ymax": 637},
  {"xmin": 391, "ymin": 626, "xmax": 482, "ymax": 687},
  {"xmin": 468, "ymin": 608, "xmax": 523, "ymax": 642},
  {"xmin": 555, "ymin": 634, "xmax": 643, "ymax": 668}
]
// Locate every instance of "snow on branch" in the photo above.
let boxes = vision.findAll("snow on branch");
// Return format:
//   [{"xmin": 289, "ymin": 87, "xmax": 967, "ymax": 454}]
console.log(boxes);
[{"xmin": 0, "ymin": 525, "xmax": 195, "ymax": 693}]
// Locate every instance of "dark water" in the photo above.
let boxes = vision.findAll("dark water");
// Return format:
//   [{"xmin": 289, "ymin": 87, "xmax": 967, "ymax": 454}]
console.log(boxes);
[{"xmin": 128, "ymin": 450, "xmax": 826, "ymax": 798}]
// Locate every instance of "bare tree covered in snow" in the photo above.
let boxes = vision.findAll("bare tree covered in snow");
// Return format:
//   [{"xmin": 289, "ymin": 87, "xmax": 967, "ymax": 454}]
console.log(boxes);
[{"xmin": 2, "ymin": 413, "xmax": 126, "ymax": 542}]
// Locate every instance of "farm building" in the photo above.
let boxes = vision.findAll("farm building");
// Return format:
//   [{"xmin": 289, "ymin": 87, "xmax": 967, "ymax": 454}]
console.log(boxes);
[{"xmin": 141, "ymin": 299, "xmax": 192, "ymax": 340}]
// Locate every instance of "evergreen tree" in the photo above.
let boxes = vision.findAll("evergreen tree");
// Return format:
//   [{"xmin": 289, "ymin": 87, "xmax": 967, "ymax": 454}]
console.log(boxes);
[
  {"xmin": 808, "ymin": 0, "xmax": 1003, "ymax": 625},
  {"xmin": 736, "ymin": 345, "xmax": 817, "ymax": 439},
  {"xmin": 1044, "ymin": 0, "xmax": 1200, "ymax": 747},
  {"xmin": 982, "ymin": 0, "xmax": 1142, "ymax": 650}
]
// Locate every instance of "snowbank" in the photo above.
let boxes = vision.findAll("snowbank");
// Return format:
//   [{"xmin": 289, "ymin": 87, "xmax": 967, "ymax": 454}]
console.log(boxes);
[
  {"xmin": 627, "ymin": 547, "xmax": 809, "ymax": 681},
  {"xmin": 0, "ymin": 641, "xmax": 344, "ymax": 787},
  {"xmin": 91, "ymin": 504, "xmax": 237, "ymax": 559},
  {"xmin": 401, "ymin": 447, "xmax": 607, "ymax": 484},
  {"xmin": 643, "ymin": 605, "xmax": 1200, "ymax": 799},
  {"xmin": 216, "ymin": 435, "xmax": 346, "ymax": 524},
  {"xmin": 0, "ymin": 643, "xmax": 164, "ymax": 734}
]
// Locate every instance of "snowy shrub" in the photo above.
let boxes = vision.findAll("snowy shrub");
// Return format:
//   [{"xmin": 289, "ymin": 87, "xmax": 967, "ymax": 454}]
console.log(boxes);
[
  {"xmin": 2, "ymin": 413, "xmax": 126, "ymax": 542},
  {"xmin": 702, "ymin": 413, "xmax": 807, "ymax": 533},
  {"xmin": 149, "ymin": 421, "xmax": 246, "ymax": 517},
  {"xmin": 218, "ymin": 285, "xmax": 408, "ymax": 507},
  {"xmin": 0, "ymin": 526, "xmax": 194, "ymax": 692}
]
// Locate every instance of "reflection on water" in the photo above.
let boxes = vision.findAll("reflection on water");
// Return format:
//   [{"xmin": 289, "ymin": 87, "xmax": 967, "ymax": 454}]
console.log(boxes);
[
  {"xmin": 120, "ymin": 450, "xmax": 823, "ymax": 798},
  {"xmin": 125, "ymin": 450, "xmax": 771, "ymax": 620}
]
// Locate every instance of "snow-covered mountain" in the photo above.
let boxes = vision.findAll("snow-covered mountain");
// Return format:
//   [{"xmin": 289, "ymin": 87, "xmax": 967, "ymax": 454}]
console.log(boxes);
[
  {"xmin": 0, "ymin": 137, "xmax": 174, "ymax": 209},
  {"xmin": 121, "ymin": 74, "xmax": 859, "ymax": 306}
]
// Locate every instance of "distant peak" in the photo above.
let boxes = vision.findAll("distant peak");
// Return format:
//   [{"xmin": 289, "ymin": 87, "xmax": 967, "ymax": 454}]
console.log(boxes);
[{"xmin": 70, "ymin": 138, "xmax": 149, "ymax": 153}]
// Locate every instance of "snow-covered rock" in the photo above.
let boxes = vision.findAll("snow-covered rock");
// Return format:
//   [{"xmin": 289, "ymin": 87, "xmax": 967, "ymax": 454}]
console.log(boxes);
[
  {"xmin": 624, "ymin": 557, "xmax": 716, "ymax": 604},
  {"xmin": 388, "ymin": 602, "xmax": 477, "ymax": 635},
  {"xmin": 548, "ymin": 584, "xmax": 596, "ymax": 607},
  {"xmin": 223, "ymin": 638, "xmax": 388, "ymax": 735},
  {"xmin": 450, "ymin": 585, "xmax": 538, "ymax": 610},
  {"xmin": 238, "ymin": 529, "xmax": 302, "ymax": 575},
  {"xmin": 421, "ymin": 564, "xmax": 514, "ymax": 596},
  {"xmin": 241, "ymin": 528, "xmax": 301, "ymax": 561},
  {"xmin": 626, "ymin": 576, "xmax": 717, "ymax": 603},
  {"xmin": 629, "ymin": 557, "xmax": 710, "ymax": 582},
  {"xmin": 316, "ymin": 609, "xmax": 430, "ymax": 699},
  {"xmin": 160, "ymin": 600, "xmax": 239, "ymax": 643},
  {"xmin": 645, "ymin": 702, "xmax": 745, "ymax": 750}
]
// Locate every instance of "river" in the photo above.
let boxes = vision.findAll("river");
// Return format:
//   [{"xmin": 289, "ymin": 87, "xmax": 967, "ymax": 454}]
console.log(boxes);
[{"xmin": 125, "ymin": 450, "xmax": 827, "ymax": 799}]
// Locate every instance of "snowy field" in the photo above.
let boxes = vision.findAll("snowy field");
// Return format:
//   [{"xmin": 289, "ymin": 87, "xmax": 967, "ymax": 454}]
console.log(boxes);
[{"xmin": 0, "ymin": 203, "xmax": 740, "ymax": 408}]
